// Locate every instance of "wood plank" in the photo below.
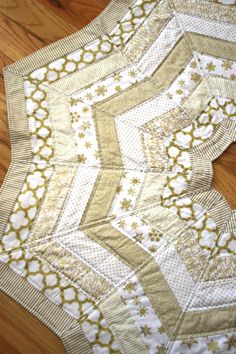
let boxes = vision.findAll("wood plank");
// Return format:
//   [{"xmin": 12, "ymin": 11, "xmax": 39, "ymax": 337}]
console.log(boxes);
[
  {"xmin": 212, "ymin": 143, "xmax": 236, "ymax": 210},
  {"xmin": 37, "ymin": 0, "xmax": 110, "ymax": 30},
  {"xmin": 0, "ymin": 0, "xmax": 77, "ymax": 43},
  {"xmin": 49, "ymin": 0, "xmax": 71, "ymax": 8},
  {"xmin": 0, "ymin": 12, "xmax": 45, "ymax": 62},
  {"xmin": 68, "ymin": 0, "xmax": 110, "ymax": 27},
  {"xmin": 0, "ymin": 291, "xmax": 65, "ymax": 354}
]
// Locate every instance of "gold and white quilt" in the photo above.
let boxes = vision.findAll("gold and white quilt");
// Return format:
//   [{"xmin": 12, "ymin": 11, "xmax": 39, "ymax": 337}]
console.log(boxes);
[{"xmin": 1, "ymin": 0, "xmax": 236, "ymax": 353}]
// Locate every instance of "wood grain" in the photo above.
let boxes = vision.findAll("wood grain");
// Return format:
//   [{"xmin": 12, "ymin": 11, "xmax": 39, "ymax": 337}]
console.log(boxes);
[
  {"xmin": 49, "ymin": 0, "xmax": 72, "ymax": 8},
  {"xmin": 0, "ymin": 0, "xmax": 77, "ymax": 43},
  {"xmin": 37, "ymin": 0, "xmax": 110, "ymax": 30},
  {"xmin": 0, "ymin": 0, "xmax": 236, "ymax": 353},
  {"xmin": 0, "ymin": 291, "xmax": 65, "ymax": 354},
  {"xmin": 0, "ymin": 11, "xmax": 45, "ymax": 59},
  {"xmin": 212, "ymin": 143, "xmax": 236, "ymax": 210}
]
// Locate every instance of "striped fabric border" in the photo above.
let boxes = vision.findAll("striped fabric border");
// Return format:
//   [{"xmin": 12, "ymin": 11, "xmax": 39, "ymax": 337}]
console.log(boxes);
[
  {"xmin": 224, "ymin": 211, "xmax": 236, "ymax": 233},
  {"xmin": 61, "ymin": 325, "xmax": 92, "ymax": 354},
  {"xmin": 3, "ymin": 71, "xmax": 32, "ymax": 161},
  {"xmin": 190, "ymin": 189, "xmax": 233, "ymax": 232},
  {"xmin": 188, "ymin": 154, "xmax": 213, "ymax": 192},
  {"xmin": 208, "ymin": 76, "xmax": 236, "ymax": 100},
  {"xmin": 208, "ymin": 198, "xmax": 232, "ymax": 229},
  {"xmin": 190, "ymin": 188, "xmax": 224, "ymax": 210},
  {"xmin": 191, "ymin": 119, "xmax": 236, "ymax": 161},
  {"xmin": 0, "ymin": 71, "xmax": 32, "ymax": 237}
]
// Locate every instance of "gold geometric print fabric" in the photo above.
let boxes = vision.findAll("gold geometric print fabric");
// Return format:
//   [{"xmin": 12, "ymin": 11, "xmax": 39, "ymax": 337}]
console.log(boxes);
[{"xmin": 1, "ymin": 0, "xmax": 236, "ymax": 353}]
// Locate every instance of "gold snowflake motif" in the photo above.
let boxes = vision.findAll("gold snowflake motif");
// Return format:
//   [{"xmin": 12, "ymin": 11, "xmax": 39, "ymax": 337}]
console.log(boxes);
[
  {"xmin": 148, "ymin": 229, "xmax": 161, "ymax": 242},
  {"xmin": 85, "ymin": 92, "xmax": 93, "ymax": 100},
  {"xmin": 82, "ymin": 121, "xmax": 91, "ymax": 130},
  {"xmin": 113, "ymin": 73, "xmax": 121, "ymax": 81},
  {"xmin": 78, "ymin": 132, "xmax": 85, "ymax": 139},
  {"xmin": 135, "ymin": 233, "xmax": 144, "ymax": 242},
  {"xmin": 206, "ymin": 62, "xmax": 216, "ymax": 72},
  {"xmin": 176, "ymin": 89, "xmax": 183, "ymax": 95},
  {"xmin": 115, "ymin": 85, "xmax": 122, "ymax": 92},
  {"xmin": 191, "ymin": 72, "xmax": 201, "ymax": 82},
  {"xmin": 95, "ymin": 85, "xmax": 107, "ymax": 96},
  {"xmin": 224, "ymin": 334, "xmax": 236, "ymax": 350},
  {"xmin": 128, "ymin": 187, "xmax": 135, "ymax": 196},
  {"xmin": 138, "ymin": 306, "xmax": 148, "ymax": 317},
  {"xmin": 128, "ymin": 69, "xmax": 137, "ymax": 77},
  {"xmin": 178, "ymin": 79, "xmax": 185, "ymax": 87},
  {"xmin": 222, "ymin": 60, "xmax": 233, "ymax": 70},
  {"xmin": 131, "ymin": 177, "xmax": 140, "ymax": 185},
  {"xmin": 120, "ymin": 198, "xmax": 132, "ymax": 211},
  {"xmin": 141, "ymin": 324, "xmax": 152, "ymax": 336},
  {"xmin": 149, "ymin": 245, "xmax": 157, "ymax": 253},
  {"xmin": 84, "ymin": 141, "xmax": 92, "ymax": 149},
  {"xmin": 156, "ymin": 344, "xmax": 167, "ymax": 354},
  {"xmin": 70, "ymin": 97, "xmax": 80, "ymax": 106},
  {"xmin": 131, "ymin": 222, "xmax": 138, "ymax": 230},
  {"xmin": 190, "ymin": 61, "xmax": 197, "ymax": 68},
  {"xmin": 82, "ymin": 106, "xmax": 89, "ymax": 113},
  {"xmin": 230, "ymin": 74, "xmax": 236, "ymax": 81},
  {"xmin": 133, "ymin": 296, "xmax": 141, "ymax": 305},
  {"xmin": 124, "ymin": 282, "xmax": 136, "ymax": 293},
  {"xmin": 181, "ymin": 338, "xmax": 198, "ymax": 349},
  {"xmin": 118, "ymin": 219, "xmax": 126, "ymax": 228},
  {"xmin": 157, "ymin": 325, "xmax": 166, "ymax": 334},
  {"xmin": 78, "ymin": 154, "xmax": 86, "ymax": 163},
  {"xmin": 207, "ymin": 340, "xmax": 219, "ymax": 353}
]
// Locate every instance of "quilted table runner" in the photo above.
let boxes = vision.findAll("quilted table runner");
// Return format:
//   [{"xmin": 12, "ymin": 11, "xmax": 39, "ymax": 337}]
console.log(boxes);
[{"xmin": 1, "ymin": 0, "xmax": 236, "ymax": 353}]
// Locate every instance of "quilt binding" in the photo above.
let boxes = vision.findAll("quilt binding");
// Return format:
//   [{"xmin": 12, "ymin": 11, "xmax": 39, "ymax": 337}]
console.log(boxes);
[{"xmin": 0, "ymin": 1, "xmax": 135, "ymax": 352}]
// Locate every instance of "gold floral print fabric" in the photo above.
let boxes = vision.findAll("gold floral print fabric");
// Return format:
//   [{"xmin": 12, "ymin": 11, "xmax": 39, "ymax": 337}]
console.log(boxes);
[{"xmin": 1, "ymin": 0, "xmax": 236, "ymax": 353}]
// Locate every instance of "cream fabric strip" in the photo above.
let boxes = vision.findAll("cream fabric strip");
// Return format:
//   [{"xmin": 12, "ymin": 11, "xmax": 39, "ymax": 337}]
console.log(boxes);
[
  {"xmin": 47, "ymin": 88, "xmax": 78, "ymax": 162},
  {"xmin": 176, "ymin": 13, "xmax": 236, "ymax": 42},
  {"xmin": 29, "ymin": 165, "xmax": 76, "ymax": 242}
]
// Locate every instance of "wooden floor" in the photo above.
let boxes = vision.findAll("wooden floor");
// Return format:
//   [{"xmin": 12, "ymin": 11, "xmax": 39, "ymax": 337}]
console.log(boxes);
[{"xmin": 0, "ymin": 1, "xmax": 235, "ymax": 353}]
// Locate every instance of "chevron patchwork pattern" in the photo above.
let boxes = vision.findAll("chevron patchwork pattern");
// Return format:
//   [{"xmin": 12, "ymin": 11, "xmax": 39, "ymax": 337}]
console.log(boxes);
[{"xmin": 1, "ymin": 0, "xmax": 236, "ymax": 353}]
